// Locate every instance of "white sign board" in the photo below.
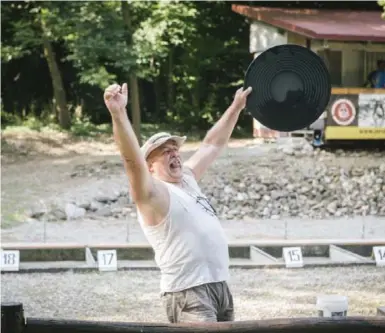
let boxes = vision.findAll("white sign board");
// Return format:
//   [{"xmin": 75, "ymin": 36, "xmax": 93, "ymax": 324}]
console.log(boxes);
[
  {"xmin": 1, "ymin": 250, "xmax": 20, "ymax": 271},
  {"xmin": 97, "ymin": 250, "xmax": 118, "ymax": 272},
  {"xmin": 373, "ymin": 246, "xmax": 385, "ymax": 267},
  {"xmin": 283, "ymin": 247, "xmax": 304, "ymax": 268}
]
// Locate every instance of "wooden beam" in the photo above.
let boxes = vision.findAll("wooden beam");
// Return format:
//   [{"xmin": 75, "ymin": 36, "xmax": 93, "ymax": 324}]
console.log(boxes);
[
  {"xmin": 2, "ymin": 238, "xmax": 385, "ymax": 250},
  {"xmin": 310, "ymin": 40, "xmax": 385, "ymax": 52},
  {"xmin": 331, "ymin": 88, "xmax": 385, "ymax": 95},
  {"xmin": 4, "ymin": 303, "xmax": 385, "ymax": 333},
  {"xmin": 24, "ymin": 316, "xmax": 385, "ymax": 333}
]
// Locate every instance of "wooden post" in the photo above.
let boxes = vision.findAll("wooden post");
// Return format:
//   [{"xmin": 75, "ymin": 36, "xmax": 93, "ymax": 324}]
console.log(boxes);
[{"xmin": 1, "ymin": 302, "xmax": 25, "ymax": 333}]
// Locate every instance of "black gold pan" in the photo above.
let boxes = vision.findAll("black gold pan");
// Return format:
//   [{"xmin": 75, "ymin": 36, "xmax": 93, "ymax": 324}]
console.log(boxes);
[{"xmin": 244, "ymin": 44, "xmax": 331, "ymax": 132}]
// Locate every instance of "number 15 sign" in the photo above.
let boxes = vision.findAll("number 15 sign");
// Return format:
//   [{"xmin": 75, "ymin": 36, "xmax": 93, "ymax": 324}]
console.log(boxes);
[{"xmin": 283, "ymin": 247, "xmax": 304, "ymax": 268}]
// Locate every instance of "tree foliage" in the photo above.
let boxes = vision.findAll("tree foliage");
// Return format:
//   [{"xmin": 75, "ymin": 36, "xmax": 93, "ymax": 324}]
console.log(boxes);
[
  {"xmin": 379, "ymin": 0, "xmax": 385, "ymax": 18},
  {"xmin": 2, "ymin": 1, "xmax": 383, "ymax": 134}
]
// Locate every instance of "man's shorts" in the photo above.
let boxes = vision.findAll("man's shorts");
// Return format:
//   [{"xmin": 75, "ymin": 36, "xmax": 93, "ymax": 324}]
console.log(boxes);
[{"xmin": 161, "ymin": 281, "xmax": 234, "ymax": 323}]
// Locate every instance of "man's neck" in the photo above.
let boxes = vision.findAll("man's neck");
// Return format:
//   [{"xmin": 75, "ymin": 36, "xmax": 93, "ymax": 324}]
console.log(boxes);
[{"xmin": 153, "ymin": 174, "xmax": 183, "ymax": 187}]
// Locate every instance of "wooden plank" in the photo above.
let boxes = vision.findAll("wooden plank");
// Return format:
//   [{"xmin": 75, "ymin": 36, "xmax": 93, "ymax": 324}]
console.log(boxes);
[
  {"xmin": 331, "ymin": 87, "xmax": 385, "ymax": 95},
  {"xmin": 1, "ymin": 243, "xmax": 87, "ymax": 250},
  {"xmin": 2, "ymin": 239, "xmax": 385, "ymax": 250},
  {"xmin": 25, "ymin": 316, "xmax": 385, "ymax": 333},
  {"xmin": 230, "ymin": 239, "xmax": 385, "ymax": 247},
  {"xmin": 2, "ymin": 258, "xmax": 376, "ymax": 274}
]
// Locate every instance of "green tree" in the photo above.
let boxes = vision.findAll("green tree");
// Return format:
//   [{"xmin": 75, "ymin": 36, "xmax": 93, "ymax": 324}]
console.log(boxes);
[
  {"xmin": 379, "ymin": 0, "xmax": 385, "ymax": 18},
  {"xmin": 1, "ymin": 1, "xmax": 251, "ymax": 134},
  {"xmin": 132, "ymin": 0, "xmax": 198, "ymax": 122},
  {"xmin": 62, "ymin": 1, "xmax": 147, "ymax": 141},
  {"xmin": 2, "ymin": 1, "xmax": 71, "ymax": 128}
]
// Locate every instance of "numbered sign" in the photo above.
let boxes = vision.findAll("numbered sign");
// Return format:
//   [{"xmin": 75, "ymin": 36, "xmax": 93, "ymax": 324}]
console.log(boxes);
[
  {"xmin": 1, "ymin": 250, "xmax": 20, "ymax": 271},
  {"xmin": 373, "ymin": 246, "xmax": 385, "ymax": 267},
  {"xmin": 283, "ymin": 247, "xmax": 304, "ymax": 268},
  {"xmin": 97, "ymin": 250, "xmax": 118, "ymax": 272}
]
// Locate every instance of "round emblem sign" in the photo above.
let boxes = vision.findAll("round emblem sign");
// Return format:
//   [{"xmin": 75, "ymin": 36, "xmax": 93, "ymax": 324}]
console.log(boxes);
[{"xmin": 331, "ymin": 99, "xmax": 356, "ymax": 126}]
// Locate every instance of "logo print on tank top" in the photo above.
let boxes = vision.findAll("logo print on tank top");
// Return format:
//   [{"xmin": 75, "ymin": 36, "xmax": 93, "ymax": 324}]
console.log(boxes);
[{"xmin": 181, "ymin": 179, "xmax": 217, "ymax": 217}]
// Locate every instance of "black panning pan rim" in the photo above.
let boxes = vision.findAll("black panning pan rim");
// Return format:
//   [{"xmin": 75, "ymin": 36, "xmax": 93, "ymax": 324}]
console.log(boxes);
[{"xmin": 243, "ymin": 44, "xmax": 331, "ymax": 132}]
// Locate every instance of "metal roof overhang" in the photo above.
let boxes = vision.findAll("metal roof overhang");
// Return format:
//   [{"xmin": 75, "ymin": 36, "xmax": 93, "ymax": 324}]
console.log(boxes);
[{"xmin": 232, "ymin": 5, "xmax": 385, "ymax": 43}]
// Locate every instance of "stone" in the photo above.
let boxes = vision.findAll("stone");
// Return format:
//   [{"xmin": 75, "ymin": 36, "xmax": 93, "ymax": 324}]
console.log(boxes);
[
  {"xmin": 90, "ymin": 201, "xmax": 104, "ymax": 212},
  {"xmin": 96, "ymin": 206, "xmax": 113, "ymax": 217},
  {"xmin": 64, "ymin": 203, "xmax": 86, "ymax": 220},
  {"xmin": 29, "ymin": 204, "xmax": 47, "ymax": 219},
  {"xmin": 76, "ymin": 200, "xmax": 91, "ymax": 210},
  {"xmin": 116, "ymin": 196, "xmax": 131, "ymax": 206},
  {"xmin": 94, "ymin": 194, "xmax": 117, "ymax": 203},
  {"xmin": 49, "ymin": 208, "xmax": 67, "ymax": 221}
]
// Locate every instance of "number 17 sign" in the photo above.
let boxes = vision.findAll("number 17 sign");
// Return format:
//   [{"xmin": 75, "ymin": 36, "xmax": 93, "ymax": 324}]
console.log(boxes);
[
  {"xmin": 97, "ymin": 250, "xmax": 118, "ymax": 272},
  {"xmin": 283, "ymin": 247, "xmax": 304, "ymax": 268}
]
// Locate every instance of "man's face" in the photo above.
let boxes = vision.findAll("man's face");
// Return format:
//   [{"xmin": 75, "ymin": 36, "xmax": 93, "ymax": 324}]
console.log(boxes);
[{"xmin": 147, "ymin": 140, "xmax": 183, "ymax": 183}]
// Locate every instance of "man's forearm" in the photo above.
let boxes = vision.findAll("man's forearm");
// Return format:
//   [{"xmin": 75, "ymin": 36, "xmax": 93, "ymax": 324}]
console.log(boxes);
[
  {"xmin": 112, "ymin": 110, "xmax": 154, "ymax": 202},
  {"xmin": 112, "ymin": 110, "xmax": 143, "ymax": 167},
  {"xmin": 202, "ymin": 104, "xmax": 241, "ymax": 147}
]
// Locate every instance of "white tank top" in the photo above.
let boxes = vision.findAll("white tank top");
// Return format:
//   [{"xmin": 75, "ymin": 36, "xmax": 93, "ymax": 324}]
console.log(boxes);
[{"xmin": 137, "ymin": 169, "xmax": 230, "ymax": 293}]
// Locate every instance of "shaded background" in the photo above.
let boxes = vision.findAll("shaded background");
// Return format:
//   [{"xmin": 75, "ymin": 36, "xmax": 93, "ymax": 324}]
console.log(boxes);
[{"xmin": 1, "ymin": 1, "xmax": 384, "ymax": 140}]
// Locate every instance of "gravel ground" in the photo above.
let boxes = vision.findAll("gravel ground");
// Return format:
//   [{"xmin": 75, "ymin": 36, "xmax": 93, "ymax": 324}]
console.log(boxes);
[
  {"xmin": 2, "ymin": 137, "xmax": 385, "ymax": 325},
  {"xmin": 2, "ymin": 267, "xmax": 384, "ymax": 323}
]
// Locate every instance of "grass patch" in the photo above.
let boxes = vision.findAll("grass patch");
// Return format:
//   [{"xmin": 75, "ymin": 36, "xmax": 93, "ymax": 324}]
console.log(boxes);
[
  {"xmin": 2, "ymin": 116, "xmax": 112, "ymax": 139},
  {"xmin": 1, "ymin": 211, "xmax": 26, "ymax": 229},
  {"xmin": 2, "ymin": 113, "xmax": 251, "ymax": 142}
]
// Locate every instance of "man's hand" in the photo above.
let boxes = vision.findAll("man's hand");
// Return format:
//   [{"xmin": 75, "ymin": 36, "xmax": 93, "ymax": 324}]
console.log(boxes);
[
  {"xmin": 230, "ymin": 86, "xmax": 252, "ymax": 112},
  {"xmin": 104, "ymin": 83, "xmax": 128, "ymax": 115},
  {"xmin": 184, "ymin": 86, "xmax": 252, "ymax": 181}
]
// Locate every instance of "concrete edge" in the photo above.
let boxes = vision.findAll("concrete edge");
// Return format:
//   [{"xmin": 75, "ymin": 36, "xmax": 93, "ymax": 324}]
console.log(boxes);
[
  {"xmin": 0, "ymin": 260, "xmax": 377, "ymax": 274},
  {"xmin": 2, "ymin": 238, "xmax": 385, "ymax": 250}
]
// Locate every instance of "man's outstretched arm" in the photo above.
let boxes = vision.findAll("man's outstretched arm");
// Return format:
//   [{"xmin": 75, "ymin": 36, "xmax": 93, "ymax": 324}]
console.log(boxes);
[
  {"xmin": 184, "ymin": 87, "xmax": 252, "ymax": 181},
  {"xmin": 104, "ymin": 84, "xmax": 168, "ymax": 227},
  {"xmin": 104, "ymin": 83, "xmax": 154, "ymax": 202}
]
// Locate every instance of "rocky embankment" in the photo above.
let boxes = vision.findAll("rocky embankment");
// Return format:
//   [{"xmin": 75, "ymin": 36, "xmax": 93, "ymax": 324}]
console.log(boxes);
[{"xmin": 28, "ymin": 140, "xmax": 385, "ymax": 221}]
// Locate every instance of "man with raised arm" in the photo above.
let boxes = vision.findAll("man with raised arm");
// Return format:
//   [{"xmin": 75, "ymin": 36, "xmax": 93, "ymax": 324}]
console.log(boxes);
[{"xmin": 103, "ymin": 83, "xmax": 252, "ymax": 323}]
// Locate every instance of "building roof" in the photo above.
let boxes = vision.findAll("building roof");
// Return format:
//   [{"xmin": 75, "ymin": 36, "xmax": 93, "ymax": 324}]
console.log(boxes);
[{"xmin": 232, "ymin": 5, "xmax": 385, "ymax": 42}]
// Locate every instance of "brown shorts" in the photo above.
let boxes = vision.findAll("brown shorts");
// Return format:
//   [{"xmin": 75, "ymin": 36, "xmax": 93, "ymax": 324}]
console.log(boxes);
[{"xmin": 161, "ymin": 281, "xmax": 234, "ymax": 323}]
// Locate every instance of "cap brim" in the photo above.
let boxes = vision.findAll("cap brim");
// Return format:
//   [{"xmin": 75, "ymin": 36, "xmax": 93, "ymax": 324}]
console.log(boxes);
[{"xmin": 143, "ymin": 135, "xmax": 186, "ymax": 160}]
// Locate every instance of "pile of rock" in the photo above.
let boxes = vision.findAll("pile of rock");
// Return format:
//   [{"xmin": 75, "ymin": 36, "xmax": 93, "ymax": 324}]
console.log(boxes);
[
  {"xmin": 201, "ymin": 163, "xmax": 385, "ymax": 220},
  {"xmin": 29, "ymin": 190, "xmax": 135, "ymax": 221},
  {"xmin": 199, "ymin": 141, "xmax": 385, "ymax": 219},
  {"xmin": 27, "ymin": 139, "xmax": 385, "ymax": 221}
]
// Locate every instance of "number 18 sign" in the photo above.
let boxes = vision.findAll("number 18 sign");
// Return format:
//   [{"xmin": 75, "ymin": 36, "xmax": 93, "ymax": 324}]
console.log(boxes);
[
  {"xmin": 1, "ymin": 250, "xmax": 20, "ymax": 271},
  {"xmin": 283, "ymin": 247, "xmax": 304, "ymax": 268}
]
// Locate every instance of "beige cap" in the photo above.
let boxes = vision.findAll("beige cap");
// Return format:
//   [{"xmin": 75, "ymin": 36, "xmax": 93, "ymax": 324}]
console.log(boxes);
[{"xmin": 141, "ymin": 132, "xmax": 187, "ymax": 160}]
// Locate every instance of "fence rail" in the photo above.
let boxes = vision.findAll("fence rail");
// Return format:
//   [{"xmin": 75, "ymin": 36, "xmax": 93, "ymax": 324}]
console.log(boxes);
[{"xmin": 2, "ymin": 303, "xmax": 385, "ymax": 333}]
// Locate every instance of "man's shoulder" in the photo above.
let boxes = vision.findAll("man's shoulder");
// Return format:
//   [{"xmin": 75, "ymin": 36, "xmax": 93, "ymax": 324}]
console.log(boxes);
[
  {"xmin": 182, "ymin": 166, "xmax": 205, "ymax": 193},
  {"xmin": 182, "ymin": 165, "xmax": 196, "ymax": 178}
]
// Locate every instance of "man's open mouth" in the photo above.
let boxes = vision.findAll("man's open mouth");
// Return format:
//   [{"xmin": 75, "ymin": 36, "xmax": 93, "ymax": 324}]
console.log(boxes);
[{"xmin": 170, "ymin": 160, "xmax": 181, "ymax": 170}]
